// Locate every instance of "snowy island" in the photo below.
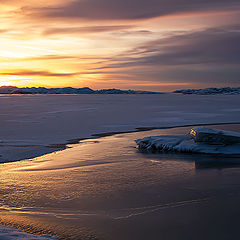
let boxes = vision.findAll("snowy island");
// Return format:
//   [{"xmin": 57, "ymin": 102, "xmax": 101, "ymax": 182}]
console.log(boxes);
[
  {"xmin": 174, "ymin": 87, "xmax": 240, "ymax": 95},
  {"xmin": 2, "ymin": 86, "xmax": 240, "ymax": 95},
  {"xmin": 136, "ymin": 127, "xmax": 240, "ymax": 155},
  {"xmin": 0, "ymin": 86, "xmax": 162, "ymax": 94}
]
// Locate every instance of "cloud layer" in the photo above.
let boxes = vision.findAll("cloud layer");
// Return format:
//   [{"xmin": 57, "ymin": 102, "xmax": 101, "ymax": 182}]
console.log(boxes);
[
  {"xmin": 1, "ymin": 70, "xmax": 77, "ymax": 77},
  {"xmin": 88, "ymin": 24, "xmax": 240, "ymax": 89},
  {"xmin": 100, "ymin": 25, "xmax": 240, "ymax": 68},
  {"xmin": 38, "ymin": 0, "xmax": 240, "ymax": 20},
  {"xmin": 0, "ymin": 0, "xmax": 240, "ymax": 90}
]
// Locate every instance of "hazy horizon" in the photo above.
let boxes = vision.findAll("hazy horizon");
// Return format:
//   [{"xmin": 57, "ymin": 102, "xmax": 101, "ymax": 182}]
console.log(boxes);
[{"xmin": 1, "ymin": 85, "xmax": 239, "ymax": 93}]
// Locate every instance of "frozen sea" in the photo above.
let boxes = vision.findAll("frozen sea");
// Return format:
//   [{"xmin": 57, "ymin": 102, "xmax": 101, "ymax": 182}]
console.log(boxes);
[
  {"xmin": 1, "ymin": 93, "xmax": 240, "ymax": 163},
  {"xmin": 1, "ymin": 94, "xmax": 240, "ymax": 239}
]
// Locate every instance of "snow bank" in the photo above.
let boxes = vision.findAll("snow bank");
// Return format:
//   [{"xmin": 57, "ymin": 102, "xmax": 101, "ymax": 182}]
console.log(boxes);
[
  {"xmin": 189, "ymin": 127, "xmax": 240, "ymax": 144},
  {"xmin": 136, "ymin": 127, "xmax": 240, "ymax": 154},
  {"xmin": 174, "ymin": 87, "xmax": 240, "ymax": 95},
  {"xmin": 0, "ymin": 224, "xmax": 57, "ymax": 240}
]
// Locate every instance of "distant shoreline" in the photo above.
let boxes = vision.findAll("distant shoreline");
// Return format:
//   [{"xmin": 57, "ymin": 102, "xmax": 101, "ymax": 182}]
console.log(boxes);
[
  {"xmin": 1, "ymin": 86, "xmax": 240, "ymax": 95},
  {"xmin": 0, "ymin": 86, "xmax": 163, "ymax": 95}
]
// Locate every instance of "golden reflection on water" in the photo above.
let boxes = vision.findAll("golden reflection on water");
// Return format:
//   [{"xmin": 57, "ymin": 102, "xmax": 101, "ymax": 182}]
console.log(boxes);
[{"xmin": 0, "ymin": 124, "xmax": 240, "ymax": 239}]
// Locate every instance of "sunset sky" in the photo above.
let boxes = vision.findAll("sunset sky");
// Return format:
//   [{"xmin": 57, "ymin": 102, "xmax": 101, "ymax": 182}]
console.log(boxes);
[{"xmin": 0, "ymin": 0, "xmax": 240, "ymax": 91}]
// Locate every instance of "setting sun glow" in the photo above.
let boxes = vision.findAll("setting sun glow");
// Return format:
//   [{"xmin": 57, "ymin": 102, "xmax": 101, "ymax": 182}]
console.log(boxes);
[{"xmin": 0, "ymin": 0, "xmax": 239, "ymax": 91}]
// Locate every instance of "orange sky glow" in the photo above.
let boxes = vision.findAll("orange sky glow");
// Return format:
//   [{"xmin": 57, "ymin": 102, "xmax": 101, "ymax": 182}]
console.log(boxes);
[{"xmin": 0, "ymin": 0, "xmax": 240, "ymax": 91}]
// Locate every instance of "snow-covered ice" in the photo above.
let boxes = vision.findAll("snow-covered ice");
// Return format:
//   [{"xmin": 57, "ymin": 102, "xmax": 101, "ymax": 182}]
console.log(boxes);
[
  {"xmin": 0, "ymin": 93, "xmax": 240, "ymax": 162},
  {"xmin": 136, "ymin": 127, "xmax": 240, "ymax": 154},
  {"xmin": 0, "ymin": 224, "xmax": 57, "ymax": 240},
  {"xmin": 189, "ymin": 127, "xmax": 240, "ymax": 144}
]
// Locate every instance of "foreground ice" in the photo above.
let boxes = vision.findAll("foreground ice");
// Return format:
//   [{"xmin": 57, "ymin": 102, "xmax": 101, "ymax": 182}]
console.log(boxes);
[
  {"xmin": 0, "ymin": 224, "xmax": 57, "ymax": 240},
  {"xmin": 136, "ymin": 127, "xmax": 240, "ymax": 154}
]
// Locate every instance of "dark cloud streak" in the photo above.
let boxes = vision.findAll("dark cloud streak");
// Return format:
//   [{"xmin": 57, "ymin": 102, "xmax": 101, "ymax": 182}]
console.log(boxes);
[
  {"xmin": 96, "ymin": 25, "xmax": 240, "ymax": 69},
  {"xmin": 43, "ymin": 25, "xmax": 134, "ymax": 36},
  {"xmin": 1, "ymin": 70, "xmax": 78, "ymax": 77},
  {"xmin": 84, "ymin": 24, "xmax": 240, "ymax": 88},
  {"xmin": 36, "ymin": 0, "xmax": 240, "ymax": 20}
]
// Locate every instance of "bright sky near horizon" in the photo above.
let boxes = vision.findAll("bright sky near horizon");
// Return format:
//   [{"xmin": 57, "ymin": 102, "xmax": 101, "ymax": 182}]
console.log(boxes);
[{"xmin": 0, "ymin": 0, "xmax": 240, "ymax": 91}]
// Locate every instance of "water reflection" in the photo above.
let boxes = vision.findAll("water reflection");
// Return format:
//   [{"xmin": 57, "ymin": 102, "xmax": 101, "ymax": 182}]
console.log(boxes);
[
  {"xmin": 138, "ymin": 150, "xmax": 240, "ymax": 170},
  {"xmin": 195, "ymin": 155, "xmax": 240, "ymax": 169},
  {"xmin": 1, "ymin": 124, "xmax": 240, "ymax": 240}
]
